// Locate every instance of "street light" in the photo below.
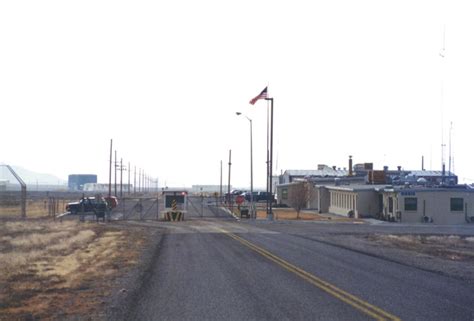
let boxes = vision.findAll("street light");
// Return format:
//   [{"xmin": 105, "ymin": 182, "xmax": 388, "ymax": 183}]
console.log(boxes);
[{"xmin": 236, "ymin": 112, "xmax": 255, "ymax": 219}]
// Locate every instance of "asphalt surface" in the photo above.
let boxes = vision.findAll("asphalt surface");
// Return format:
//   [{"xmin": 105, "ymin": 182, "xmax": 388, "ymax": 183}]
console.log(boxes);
[{"xmin": 116, "ymin": 198, "xmax": 474, "ymax": 321}]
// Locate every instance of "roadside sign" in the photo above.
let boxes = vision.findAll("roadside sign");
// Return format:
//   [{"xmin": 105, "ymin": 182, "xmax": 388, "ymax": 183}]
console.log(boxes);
[{"xmin": 236, "ymin": 195, "xmax": 245, "ymax": 205}]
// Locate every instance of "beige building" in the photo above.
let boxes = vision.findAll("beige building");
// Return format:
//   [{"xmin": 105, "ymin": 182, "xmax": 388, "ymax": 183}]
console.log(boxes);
[
  {"xmin": 277, "ymin": 182, "xmax": 381, "ymax": 218},
  {"xmin": 326, "ymin": 185, "xmax": 381, "ymax": 218},
  {"xmin": 277, "ymin": 180, "xmax": 474, "ymax": 224},
  {"xmin": 381, "ymin": 187, "xmax": 474, "ymax": 224}
]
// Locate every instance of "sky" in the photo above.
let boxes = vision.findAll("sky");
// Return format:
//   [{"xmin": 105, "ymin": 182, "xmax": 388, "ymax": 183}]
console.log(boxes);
[{"xmin": 1, "ymin": 0, "xmax": 474, "ymax": 188}]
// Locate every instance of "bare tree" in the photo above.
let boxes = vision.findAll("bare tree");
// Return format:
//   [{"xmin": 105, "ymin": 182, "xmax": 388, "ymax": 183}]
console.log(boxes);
[{"xmin": 287, "ymin": 181, "xmax": 309, "ymax": 219}]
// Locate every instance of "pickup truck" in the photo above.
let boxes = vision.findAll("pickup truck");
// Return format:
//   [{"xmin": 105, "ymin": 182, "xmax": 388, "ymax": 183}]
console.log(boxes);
[
  {"xmin": 243, "ymin": 191, "xmax": 275, "ymax": 202},
  {"xmin": 65, "ymin": 197, "xmax": 109, "ymax": 218}
]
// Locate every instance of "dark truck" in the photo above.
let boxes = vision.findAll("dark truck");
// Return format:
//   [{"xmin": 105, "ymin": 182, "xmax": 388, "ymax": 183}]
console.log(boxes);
[{"xmin": 66, "ymin": 196, "xmax": 110, "ymax": 220}]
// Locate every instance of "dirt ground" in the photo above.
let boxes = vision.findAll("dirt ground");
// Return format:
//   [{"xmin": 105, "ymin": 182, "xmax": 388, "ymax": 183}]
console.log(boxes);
[
  {"xmin": 255, "ymin": 208, "xmax": 355, "ymax": 222},
  {"xmin": 3, "ymin": 211, "xmax": 472, "ymax": 320},
  {"xmin": 0, "ymin": 218, "xmax": 151, "ymax": 321}
]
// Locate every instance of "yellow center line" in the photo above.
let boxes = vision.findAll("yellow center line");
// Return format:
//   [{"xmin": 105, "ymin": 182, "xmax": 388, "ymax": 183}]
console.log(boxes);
[{"xmin": 215, "ymin": 227, "xmax": 401, "ymax": 321}]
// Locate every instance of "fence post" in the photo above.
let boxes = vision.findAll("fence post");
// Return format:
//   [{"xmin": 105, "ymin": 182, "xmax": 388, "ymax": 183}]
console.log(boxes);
[
  {"xmin": 139, "ymin": 199, "xmax": 143, "ymax": 220},
  {"xmin": 156, "ymin": 196, "xmax": 160, "ymax": 220},
  {"xmin": 80, "ymin": 195, "xmax": 85, "ymax": 222},
  {"xmin": 52, "ymin": 197, "xmax": 56, "ymax": 220}
]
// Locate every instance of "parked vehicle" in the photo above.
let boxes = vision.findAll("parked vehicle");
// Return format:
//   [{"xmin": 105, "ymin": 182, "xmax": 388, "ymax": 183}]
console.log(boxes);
[
  {"xmin": 104, "ymin": 196, "xmax": 118, "ymax": 209},
  {"xmin": 243, "ymin": 191, "xmax": 259, "ymax": 202},
  {"xmin": 224, "ymin": 190, "xmax": 245, "ymax": 199},
  {"xmin": 230, "ymin": 189, "xmax": 244, "ymax": 195},
  {"xmin": 66, "ymin": 196, "xmax": 109, "ymax": 219},
  {"xmin": 256, "ymin": 192, "xmax": 275, "ymax": 202}
]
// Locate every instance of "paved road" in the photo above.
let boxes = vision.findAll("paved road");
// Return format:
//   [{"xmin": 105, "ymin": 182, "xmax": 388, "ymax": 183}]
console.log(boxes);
[{"xmin": 117, "ymin": 202, "xmax": 474, "ymax": 321}]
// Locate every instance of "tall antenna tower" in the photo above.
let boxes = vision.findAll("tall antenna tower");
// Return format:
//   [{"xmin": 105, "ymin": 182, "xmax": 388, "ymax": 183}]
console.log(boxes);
[{"xmin": 439, "ymin": 25, "xmax": 446, "ymax": 171}]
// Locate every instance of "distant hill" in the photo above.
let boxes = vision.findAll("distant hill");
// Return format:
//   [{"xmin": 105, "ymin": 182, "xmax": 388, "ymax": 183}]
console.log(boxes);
[{"xmin": 0, "ymin": 165, "xmax": 66, "ymax": 185}]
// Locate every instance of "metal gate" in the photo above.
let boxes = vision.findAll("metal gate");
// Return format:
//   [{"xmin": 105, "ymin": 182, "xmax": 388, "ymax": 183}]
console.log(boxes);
[{"xmin": 111, "ymin": 197, "xmax": 161, "ymax": 220}]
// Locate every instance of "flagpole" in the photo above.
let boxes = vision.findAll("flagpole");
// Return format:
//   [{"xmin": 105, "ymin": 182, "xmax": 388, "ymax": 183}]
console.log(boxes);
[
  {"xmin": 249, "ymin": 86, "xmax": 271, "ymax": 219},
  {"xmin": 266, "ymin": 99, "xmax": 270, "ymax": 217},
  {"xmin": 265, "ymin": 97, "xmax": 274, "ymax": 220}
]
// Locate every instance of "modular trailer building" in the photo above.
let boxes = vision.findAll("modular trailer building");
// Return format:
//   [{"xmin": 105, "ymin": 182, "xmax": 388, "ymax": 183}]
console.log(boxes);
[
  {"xmin": 68, "ymin": 174, "xmax": 97, "ymax": 191},
  {"xmin": 277, "ymin": 181, "xmax": 474, "ymax": 224},
  {"xmin": 381, "ymin": 186, "xmax": 474, "ymax": 224}
]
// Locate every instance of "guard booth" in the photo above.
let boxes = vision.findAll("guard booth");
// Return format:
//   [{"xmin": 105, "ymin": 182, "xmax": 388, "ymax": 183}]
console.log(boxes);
[{"xmin": 161, "ymin": 190, "xmax": 188, "ymax": 221}]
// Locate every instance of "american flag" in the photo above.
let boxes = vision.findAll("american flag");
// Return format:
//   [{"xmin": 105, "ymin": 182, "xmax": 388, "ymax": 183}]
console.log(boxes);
[{"xmin": 249, "ymin": 87, "xmax": 268, "ymax": 105}]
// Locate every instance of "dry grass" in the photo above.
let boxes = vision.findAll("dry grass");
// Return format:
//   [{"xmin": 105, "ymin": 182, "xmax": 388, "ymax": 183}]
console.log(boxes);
[
  {"xmin": 0, "ymin": 219, "xmax": 148, "ymax": 320},
  {"xmin": 368, "ymin": 234, "xmax": 474, "ymax": 262},
  {"xmin": 0, "ymin": 198, "xmax": 73, "ymax": 218}
]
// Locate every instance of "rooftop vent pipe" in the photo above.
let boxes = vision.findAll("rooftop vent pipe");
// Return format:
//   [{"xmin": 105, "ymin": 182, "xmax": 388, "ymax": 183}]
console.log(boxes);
[{"xmin": 349, "ymin": 156, "xmax": 353, "ymax": 176}]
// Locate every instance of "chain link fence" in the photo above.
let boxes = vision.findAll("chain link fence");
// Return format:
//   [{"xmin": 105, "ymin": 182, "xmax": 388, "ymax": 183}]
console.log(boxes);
[{"xmin": 0, "ymin": 190, "xmax": 86, "ymax": 219}]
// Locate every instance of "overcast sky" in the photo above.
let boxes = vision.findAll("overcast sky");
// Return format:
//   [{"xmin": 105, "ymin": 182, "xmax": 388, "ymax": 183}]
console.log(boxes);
[{"xmin": 1, "ymin": 0, "xmax": 473, "ymax": 188}]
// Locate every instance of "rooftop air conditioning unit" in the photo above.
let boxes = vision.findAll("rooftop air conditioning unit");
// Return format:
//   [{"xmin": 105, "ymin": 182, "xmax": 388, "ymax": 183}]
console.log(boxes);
[{"xmin": 422, "ymin": 216, "xmax": 433, "ymax": 223}]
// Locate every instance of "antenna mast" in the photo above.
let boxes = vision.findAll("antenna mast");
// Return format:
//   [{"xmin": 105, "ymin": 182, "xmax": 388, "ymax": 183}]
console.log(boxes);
[
  {"xmin": 440, "ymin": 25, "xmax": 446, "ymax": 171},
  {"xmin": 449, "ymin": 121, "xmax": 453, "ymax": 175}
]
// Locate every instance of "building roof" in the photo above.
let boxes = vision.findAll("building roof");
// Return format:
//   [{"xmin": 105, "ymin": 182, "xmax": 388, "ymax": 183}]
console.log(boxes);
[
  {"xmin": 405, "ymin": 170, "xmax": 456, "ymax": 177},
  {"xmin": 325, "ymin": 184, "xmax": 386, "ymax": 192},
  {"xmin": 388, "ymin": 185, "xmax": 474, "ymax": 193},
  {"xmin": 284, "ymin": 169, "xmax": 348, "ymax": 177}
]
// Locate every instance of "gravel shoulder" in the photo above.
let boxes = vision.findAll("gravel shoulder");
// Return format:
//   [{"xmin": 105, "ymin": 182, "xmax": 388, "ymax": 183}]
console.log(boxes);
[{"xmin": 104, "ymin": 221, "xmax": 165, "ymax": 321}]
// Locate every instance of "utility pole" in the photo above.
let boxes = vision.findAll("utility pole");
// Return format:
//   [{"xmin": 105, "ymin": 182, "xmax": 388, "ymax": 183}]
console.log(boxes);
[
  {"xmin": 128, "ymin": 162, "xmax": 131, "ymax": 195},
  {"xmin": 108, "ymin": 139, "xmax": 112, "ymax": 198},
  {"xmin": 114, "ymin": 150, "xmax": 117, "ymax": 197},
  {"xmin": 134, "ymin": 166, "xmax": 137, "ymax": 194},
  {"xmin": 120, "ymin": 158, "xmax": 123, "ymax": 198},
  {"xmin": 138, "ymin": 168, "xmax": 141, "ymax": 193},
  {"xmin": 228, "ymin": 150, "xmax": 232, "ymax": 211}
]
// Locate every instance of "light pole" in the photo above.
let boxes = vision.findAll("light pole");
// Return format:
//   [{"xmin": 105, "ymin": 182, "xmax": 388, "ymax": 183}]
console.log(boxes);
[{"xmin": 236, "ymin": 112, "xmax": 254, "ymax": 218}]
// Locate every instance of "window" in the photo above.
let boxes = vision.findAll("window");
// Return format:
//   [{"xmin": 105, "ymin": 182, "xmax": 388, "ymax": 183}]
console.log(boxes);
[
  {"xmin": 404, "ymin": 197, "xmax": 417, "ymax": 211},
  {"xmin": 282, "ymin": 188, "xmax": 288, "ymax": 200},
  {"xmin": 388, "ymin": 197, "xmax": 393, "ymax": 213},
  {"xmin": 450, "ymin": 198, "xmax": 464, "ymax": 212}
]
